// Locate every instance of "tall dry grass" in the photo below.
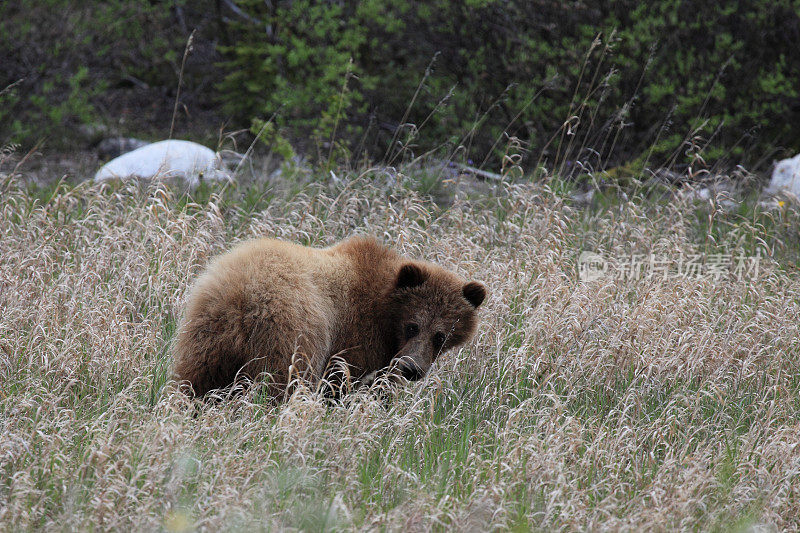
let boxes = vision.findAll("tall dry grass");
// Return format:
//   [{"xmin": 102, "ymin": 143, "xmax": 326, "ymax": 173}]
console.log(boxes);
[{"xmin": 1, "ymin": 168, "xmax": 800, "ymax": 531}]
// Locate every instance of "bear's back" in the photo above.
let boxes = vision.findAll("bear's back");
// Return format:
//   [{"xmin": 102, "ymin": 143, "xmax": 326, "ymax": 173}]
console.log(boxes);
[{"xmin": 173, "ymin": 238, "xmax": 347, "ymax": 396}]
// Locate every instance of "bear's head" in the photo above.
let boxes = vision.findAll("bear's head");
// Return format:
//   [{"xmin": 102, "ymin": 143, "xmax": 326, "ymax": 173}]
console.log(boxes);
[{"xmin": 385, "ymin": 261, "xmax": 486, "ymax": 381}]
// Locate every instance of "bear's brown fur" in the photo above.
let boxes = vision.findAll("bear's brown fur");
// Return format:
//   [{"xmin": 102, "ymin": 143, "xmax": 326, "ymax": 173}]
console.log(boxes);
[{"xmin": 172, "ymin": 236, "xmax": 485, "ymax": 399}]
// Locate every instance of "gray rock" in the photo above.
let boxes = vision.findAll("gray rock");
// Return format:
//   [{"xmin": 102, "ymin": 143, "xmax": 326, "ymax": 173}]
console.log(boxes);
[
  {"xmin": 647, "ymin": 168, "xmax": 684, "ymax": 185},
  {"xmin": 570, "ymin": 189, "xmax": 595, "ymax": 205},
  {"xmin": 77, "ymin": 123, "xmax": 111, "ymax": 145},
  {"xmin": 678, "ymin": 179, "xmax": 739, "ymax": 210},
  {"xmin": 96, "ymin": 137, "xmax": 150, "ymax": 160}
]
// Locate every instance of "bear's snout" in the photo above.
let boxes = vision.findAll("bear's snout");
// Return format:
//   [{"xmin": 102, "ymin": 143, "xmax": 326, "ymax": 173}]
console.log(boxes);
[
  {"xmin": 397, "ymin": 359, "xmax": 425, "ymax": 381},
  {"xmin": 392, "ymin": 337, "xmax": 431, "ymax": 382}
]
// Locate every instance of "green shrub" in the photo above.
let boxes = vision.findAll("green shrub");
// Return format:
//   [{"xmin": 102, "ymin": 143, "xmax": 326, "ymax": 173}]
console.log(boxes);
[
  {"xmin": 217, "ymin": 0, "xmax": 800, "ymax": 169},
  {"xmin": 0, "ymin": 0, "xmax": 205, "ymax": 147},
  {"xmin": 2, "ymin": 1, "xmax": 799, "ymax": 169}
]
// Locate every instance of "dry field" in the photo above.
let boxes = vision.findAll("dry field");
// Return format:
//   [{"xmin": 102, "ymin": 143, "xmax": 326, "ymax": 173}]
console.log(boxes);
[{"xmin": 1, "ymin": 168, "xmax": 800, "ymax": 531}]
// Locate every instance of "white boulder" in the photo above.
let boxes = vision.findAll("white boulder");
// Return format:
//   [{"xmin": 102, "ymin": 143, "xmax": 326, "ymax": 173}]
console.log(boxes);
[
  {"xmin": 93, "ymin": 140, "xmax": 230, "ymax": 187},
  {"xmin": 764, "ymin": 154, "xmax": 800, "ymax": 198}
]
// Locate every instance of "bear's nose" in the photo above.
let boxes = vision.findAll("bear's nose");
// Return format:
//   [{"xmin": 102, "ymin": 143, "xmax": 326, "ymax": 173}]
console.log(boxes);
[{"xmin": 399, "ymin": 361, "xmax": 424, "ymax": 381}]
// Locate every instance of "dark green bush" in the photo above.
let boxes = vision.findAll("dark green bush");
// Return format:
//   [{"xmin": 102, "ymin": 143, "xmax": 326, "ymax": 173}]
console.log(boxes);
[
  {"xmin": 2, "ymin": 0, "xmax": 799, "ymax": 171},
  {"xmin": 217, "ymin": 0, "xmax": 800, "ymax": 169},
  {"xmin": 0, "ymin": 0, "xmax": 214, "ymax": 148}
]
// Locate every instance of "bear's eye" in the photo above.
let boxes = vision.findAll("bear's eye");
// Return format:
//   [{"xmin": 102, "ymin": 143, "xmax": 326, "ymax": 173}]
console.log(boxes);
[
  {"xmin": 405, "ymin": 323, "xmax": 419, "ymax": 339},
  {"xmin": 432, "ymin": 332, "xmax": 446, "ymax": 351}
]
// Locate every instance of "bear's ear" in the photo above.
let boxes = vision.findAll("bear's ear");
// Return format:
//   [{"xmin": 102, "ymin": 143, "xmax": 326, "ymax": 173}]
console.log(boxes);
[
  {"xmin": 396, "ymin": 263, "xmax": 428, "ymax": 289},
  {"xmin": 462, "ymin": 281, "xmax": 486, "ymax": 308}
]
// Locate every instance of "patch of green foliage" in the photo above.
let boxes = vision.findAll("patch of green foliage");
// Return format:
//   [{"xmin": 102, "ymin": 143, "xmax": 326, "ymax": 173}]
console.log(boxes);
[
  {"xmin": 2, "ymin": 1, "xmax": 799, "ymax": 169},
  {"xmin": 217, "ymin": 0, "xmax": 800, "ymax": 168},
  {"xmin": 0, "ymin": 0, "xmax": 197, "ymax": 147}
]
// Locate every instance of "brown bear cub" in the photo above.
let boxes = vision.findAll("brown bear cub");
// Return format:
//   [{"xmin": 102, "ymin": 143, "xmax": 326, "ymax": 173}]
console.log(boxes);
[{"xmin": 173, "ymin": 236, "xmax": 486, "ymax": 400}]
